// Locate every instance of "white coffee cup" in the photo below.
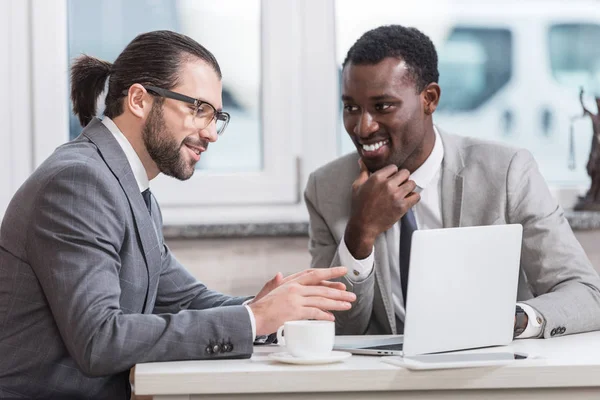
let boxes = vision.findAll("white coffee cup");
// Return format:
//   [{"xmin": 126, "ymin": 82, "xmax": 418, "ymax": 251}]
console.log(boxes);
[{"xmin": 276, "ymin": 320, "xmax": 335, "ymax": 359}]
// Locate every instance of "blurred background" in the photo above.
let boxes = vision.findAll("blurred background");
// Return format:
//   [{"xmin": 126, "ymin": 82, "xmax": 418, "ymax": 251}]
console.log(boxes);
[{"xmin": 1, "ymin": 0, "xmax": 600, "ymax": 296}]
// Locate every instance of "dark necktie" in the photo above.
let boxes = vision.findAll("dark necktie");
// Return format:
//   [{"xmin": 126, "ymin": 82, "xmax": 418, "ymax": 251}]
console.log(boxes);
[
  {"xmin": 400, "ymin": 208, "xmax": 417, "ymax": 306},
  {"xmin": 141, "ymin": 189, "xmax": 152, "ymax": 215}
]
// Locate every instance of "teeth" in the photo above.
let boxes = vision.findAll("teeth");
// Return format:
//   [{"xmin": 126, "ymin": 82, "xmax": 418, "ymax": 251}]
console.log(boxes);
[
  {"xmin": 188, "ymin": 146, "xmax": 201, "ymax": 155},
  {"xmin": 362, "ymin": 140, "xmax": 388, "ymax": 152}
]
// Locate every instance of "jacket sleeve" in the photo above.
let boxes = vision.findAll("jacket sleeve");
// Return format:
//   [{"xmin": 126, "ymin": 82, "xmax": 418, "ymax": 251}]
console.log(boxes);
[
  {"xmin": 507, "ymin": 149, "xmax": 600, "ymax": 338},
  {"xmin": 27, "ymin": 163, "xmax": 253, "ymax": 377},
  {"xmin": 304, "ymin": 171, "xmax": 374, "ymax": 335}
]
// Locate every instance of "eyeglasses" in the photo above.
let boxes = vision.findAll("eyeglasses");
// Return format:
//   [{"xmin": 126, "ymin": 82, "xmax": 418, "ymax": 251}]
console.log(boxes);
[{"xmin": 143, "ymin": 85, "xmax": 230, "ymax": 135}]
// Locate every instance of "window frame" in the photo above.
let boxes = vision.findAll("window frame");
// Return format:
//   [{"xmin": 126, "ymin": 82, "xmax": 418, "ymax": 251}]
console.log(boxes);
[{"xmin": 0, "ymin": 0, "xmax": 33, "ymax": 221}]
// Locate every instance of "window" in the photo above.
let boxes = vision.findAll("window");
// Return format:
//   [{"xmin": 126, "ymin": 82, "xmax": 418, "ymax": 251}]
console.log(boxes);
[
  {"xmin": 7, "ymin": 0, "xmax": 597, "ymax": 223},
  {"xmin": 437, "ymin": 28, "xmax": 512, "ymax": 112},
  {"xmin": 549, "ymin": 23, "xmax": 600, "ymax": 94},
  {"xmin": 31, "ymin": 0, "xmax": 303, "ymax": 223}
]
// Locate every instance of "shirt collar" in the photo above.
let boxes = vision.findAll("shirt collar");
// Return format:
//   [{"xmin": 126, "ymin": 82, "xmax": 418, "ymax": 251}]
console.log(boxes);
[
  {"xmin": 101, "ymin": 117, "xmax": 150, "ymax": 192},
  {"xmin": 410, "ymin": 126, "xmax": 444, "ymax": 190}
]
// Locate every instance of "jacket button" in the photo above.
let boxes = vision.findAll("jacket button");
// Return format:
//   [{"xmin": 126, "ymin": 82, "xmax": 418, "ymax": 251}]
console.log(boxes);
[
  {"xmin": 212, "ymin": 344, "xmax": 222, "ymax": 354},
  {"xmin": 550, "ymin": 328, "xmax": 557, "ymax": 336},
  {"xmin": 205, "ymin": 346, "xmax": 213, "ymax": 355},
  {"xmin": 560, "ymin": 327, "xmax": 566, "ymax": 334}
]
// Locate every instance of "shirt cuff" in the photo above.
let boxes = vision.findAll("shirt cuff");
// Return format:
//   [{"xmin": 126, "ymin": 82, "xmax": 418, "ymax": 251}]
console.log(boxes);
[
  {"xmin": 515, "ymin": 302, "xmax": 544, "ymax": 339},
  {"xmin": 338, "ymin": 237, "xmax": 375, "ymax": 282},
  {"xmin": 244, "ymin": 304, "xmax": 257, "ymax": 339}
]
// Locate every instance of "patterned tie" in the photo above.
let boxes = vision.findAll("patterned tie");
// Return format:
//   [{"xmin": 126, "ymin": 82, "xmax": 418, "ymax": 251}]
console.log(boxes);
[
  {"xmin": 141, "ymin": 189, "xmax": 152, "ymax": 215},
  {"xmin": 400, "ymin": 208, "xmax": 418, "ymax": 306}
]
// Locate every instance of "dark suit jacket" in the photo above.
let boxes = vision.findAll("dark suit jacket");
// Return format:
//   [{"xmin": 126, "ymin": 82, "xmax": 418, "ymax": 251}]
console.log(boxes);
[{"xmin": 0, "ymin": 118, "xmax": 253, "ymax": 399}]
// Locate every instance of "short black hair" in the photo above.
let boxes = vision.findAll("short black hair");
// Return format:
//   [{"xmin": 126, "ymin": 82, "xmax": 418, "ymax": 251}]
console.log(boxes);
[{"xmin": 343, "ymin": 25, "xmax": 439, "ymax": 92}]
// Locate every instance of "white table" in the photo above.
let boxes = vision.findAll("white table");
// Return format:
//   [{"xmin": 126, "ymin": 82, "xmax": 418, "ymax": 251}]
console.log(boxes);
[{"xmin": 135, "ymin": 331, "xmax": 600, "ymax": 400}]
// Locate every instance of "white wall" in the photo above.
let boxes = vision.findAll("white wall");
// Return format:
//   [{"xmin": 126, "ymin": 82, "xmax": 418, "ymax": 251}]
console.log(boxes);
[
  {"xmin": 0, "ymin": 0, "xmax": 12, "ymax": 219},
  {"xmin": 0, "ymin": 0, "xmax": 33, "ymax": 221}
]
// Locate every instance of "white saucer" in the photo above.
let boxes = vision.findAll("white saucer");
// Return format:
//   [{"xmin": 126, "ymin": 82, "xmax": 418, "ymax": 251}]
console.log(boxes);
[{"xmin": 268, "ymin": 351, "xmax": 352, "ymax": 365}]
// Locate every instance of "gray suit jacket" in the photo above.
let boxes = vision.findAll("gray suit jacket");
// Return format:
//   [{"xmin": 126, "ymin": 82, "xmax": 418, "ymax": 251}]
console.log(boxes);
[
  {"xmin": 305, "ymin": 129, "xmax": 600, "ymax": 338},
  {"xmin": 0, "ymin": 118, "xmax": 253, "ymax": 399}
]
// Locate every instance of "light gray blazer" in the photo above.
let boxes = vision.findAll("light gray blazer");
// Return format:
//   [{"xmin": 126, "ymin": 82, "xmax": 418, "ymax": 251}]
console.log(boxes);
[
  {"xmin": 305, "ymin": 129, "xmax": 600, "ymax": 338},
  {"xmin": 0, "ymin": 118, "xmax": 253, "ymax": 399}
]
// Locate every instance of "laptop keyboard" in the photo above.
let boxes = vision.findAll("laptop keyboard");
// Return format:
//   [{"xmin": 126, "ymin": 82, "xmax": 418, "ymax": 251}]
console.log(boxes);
[{"xmin": 367, "ymin": 343, "xmax": 404, "ymax": 351}]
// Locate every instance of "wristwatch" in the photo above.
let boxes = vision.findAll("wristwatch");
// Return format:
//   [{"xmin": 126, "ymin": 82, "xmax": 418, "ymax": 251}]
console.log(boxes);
[{"xmin": 514, "ymin": 305, "xmax": 528, "ymax": 337}]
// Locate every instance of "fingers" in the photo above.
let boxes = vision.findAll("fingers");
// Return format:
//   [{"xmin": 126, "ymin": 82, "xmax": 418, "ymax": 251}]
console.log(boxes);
[
  {"xmin": 403, "ymin": 191, "xmax": 421, "ymax": 209},
  {"xmin": 265, "ymin": 272, "xmax": 284, "ymax": 292},
  {"xmin": 273, "ymin": 272, "xmax": 284, "ymax": 285},
  {"xmin": 304, "ymin": 308, "xmax": 336, "ymax": 322},
  {"xmin": 294, "ymin": 267, "xmax": 348, "ymax": 286},
  {"xmin": 387, "ymin": 168, "xmax": 411, "ymax": 187},
  {"xmin": 266, "ymin": 272, "xmax": 283, "ymax": 289},
  {"xmin": 280, "ymin": 269, "xmax": 313, "ymax": 284},
  {"xmin": 303, "ymin": 296, "xmax": 353, "ymax": 311},
  {"xmin": 296, "ymin": 285, "xmax": 356, "ymax": 302},
  {"xmin": 354, "ymin": 158, "xmax": 370, "ymax": 188},
  {"xmin": 318, "ymin": 280, "xmax": 346, "ymax": 291},
  {"xmin": 373, "ymin": 164, "xmax": 399, "ymax": 179},
  {"xmin": 396, "ymin": 180, "xmax": 418, "ymax": 200}
]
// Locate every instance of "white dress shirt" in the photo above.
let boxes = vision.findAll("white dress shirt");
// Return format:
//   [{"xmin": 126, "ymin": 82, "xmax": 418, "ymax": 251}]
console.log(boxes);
[
  {"xmin": 101, "ymin": 117, "xmax": 258, "ymax": 338},
  {"xmin": 338, "ymin": 127, "xmax": 542, "ymax": 338}
]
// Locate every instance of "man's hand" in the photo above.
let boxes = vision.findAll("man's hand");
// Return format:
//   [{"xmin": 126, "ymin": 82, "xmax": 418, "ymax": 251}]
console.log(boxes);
[
  {"xmin": 249, "ymin": 270, "xmax": 347, "ymax": 304},
  {"xmin": 345, "ymin": 160, "xmax": 420, "ymax": 259},
  {"xmin": 248, "ymin": 267, "xmax": 356, "ymax": 336}
]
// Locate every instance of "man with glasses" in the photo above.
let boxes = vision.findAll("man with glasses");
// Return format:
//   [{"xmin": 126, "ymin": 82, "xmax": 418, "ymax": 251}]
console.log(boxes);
[{"xmin": 0, "ymin": 30, "xmax": 355, "ymax": 399}]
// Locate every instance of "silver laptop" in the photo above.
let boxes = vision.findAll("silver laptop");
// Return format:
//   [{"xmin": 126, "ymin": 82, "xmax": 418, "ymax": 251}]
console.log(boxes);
[{"xmin": 334, "ymin": 224, "xmax": 523, "ymax": 357}]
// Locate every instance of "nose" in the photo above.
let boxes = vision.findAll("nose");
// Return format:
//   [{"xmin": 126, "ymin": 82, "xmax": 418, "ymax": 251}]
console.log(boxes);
[
  {"xmin": 354, "ymin": 111, "xmax": 379, "ymax": 138},
  {"xmin": 200, "ymin": 118, "xmax": 219, "ymax": 143}
]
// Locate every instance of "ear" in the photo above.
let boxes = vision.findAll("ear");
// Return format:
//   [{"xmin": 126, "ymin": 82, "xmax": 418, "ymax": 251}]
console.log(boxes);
[
  {"xmin": 422, "ymin": 82, "xmax": 441, "ymax": 115},
  {"xmin": 125, "ymin": 83, "xmax": 151, "ymax": 119}
]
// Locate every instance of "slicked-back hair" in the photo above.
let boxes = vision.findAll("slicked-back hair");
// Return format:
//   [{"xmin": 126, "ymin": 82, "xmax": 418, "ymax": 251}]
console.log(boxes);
[
  {"xmin": 343, "ymin": 25, "xmax": 439, "ymax": 93},
  {"xmin": 70, "ymin": 30, "xmax": 221, "ymax": 127}
]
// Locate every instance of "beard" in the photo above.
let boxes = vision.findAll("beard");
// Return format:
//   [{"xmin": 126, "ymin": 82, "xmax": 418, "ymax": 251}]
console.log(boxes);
[{"xmin": 142, "ymin": 102, "xmax": 196, "ymax": 181}]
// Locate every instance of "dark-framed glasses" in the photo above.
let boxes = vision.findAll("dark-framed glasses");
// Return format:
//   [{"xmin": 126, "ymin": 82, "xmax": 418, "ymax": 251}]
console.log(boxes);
[{"xmin": 143, "ymin": 85, "xmax": 230, "ymax": 135}]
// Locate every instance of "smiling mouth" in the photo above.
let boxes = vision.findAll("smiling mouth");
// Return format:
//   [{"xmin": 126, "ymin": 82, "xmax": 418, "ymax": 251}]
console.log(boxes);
[
  {"xmin": 186, "ymin": 146, "xmax": 202, "ymax": 155},
  {"xmin": 360, "ymin": 139, "xmax": 389, "ymax": 153}
]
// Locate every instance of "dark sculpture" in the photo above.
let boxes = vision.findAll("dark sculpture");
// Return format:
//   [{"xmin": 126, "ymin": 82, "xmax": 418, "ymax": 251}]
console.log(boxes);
[{"xmin": 574, "ymin": 88, "xmax": 600, "ymax": 211}]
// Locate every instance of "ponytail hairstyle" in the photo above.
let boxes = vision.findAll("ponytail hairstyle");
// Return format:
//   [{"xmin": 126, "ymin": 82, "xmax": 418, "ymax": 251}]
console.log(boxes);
[
  {"xmin": 70, "ymin": 56, "xmax": 112, "ymax": 127},
  {"xmin": 70, "ymin": 30, "xmax": 222, "ymax": 128}
]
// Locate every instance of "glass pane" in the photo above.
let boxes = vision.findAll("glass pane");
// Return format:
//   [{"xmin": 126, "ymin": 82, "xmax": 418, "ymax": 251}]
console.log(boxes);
[
  {"xmin": 549, "ymin": 23, "xmax": 600, "ymax": 94},
  {"xmin": 335, "ymin": 0, "xmax": 598, "ymax": 185},
  {"xmin": 67, "ymin": 0, "xmax": 262, "ymax": 172},
  {"xmin": 437, "ymin": 28, "xmax": 512, "ymax": 112}
]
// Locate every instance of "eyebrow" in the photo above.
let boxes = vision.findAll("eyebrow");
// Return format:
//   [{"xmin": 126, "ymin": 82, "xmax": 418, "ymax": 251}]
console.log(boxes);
[
  {"xmin": 370, "ymin": 94, "xmax": 398, "ymax": 101},
  {"xmin": 196, "ymin": 96, "xmax": 223, "ymax": 112},
  {"xmin": 341, "ymin": 94, "xmax": 399, "ymax": 102}
]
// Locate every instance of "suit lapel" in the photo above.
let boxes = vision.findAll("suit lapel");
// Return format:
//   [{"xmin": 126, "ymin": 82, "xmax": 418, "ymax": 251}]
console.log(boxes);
[
  {"xmin": 439, "ymin": 130, "xmax": 465, "ymax": 228},
  {"xmin": 81, "ymin": 118, "xmax": 161, "ymax": 313},
  {"xmin": 374, "ymin": 231, "xmax": 396, "ymax": 333}
]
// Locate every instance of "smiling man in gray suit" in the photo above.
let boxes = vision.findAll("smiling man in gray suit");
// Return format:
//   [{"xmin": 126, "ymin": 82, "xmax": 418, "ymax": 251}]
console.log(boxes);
[
  {"xmin": 305, "ymin": 25, "xmax": 600, "ymax": 339},
  {"xmin": 0, "ymin": 31, "xmax": 355, "ymax": 399}
]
